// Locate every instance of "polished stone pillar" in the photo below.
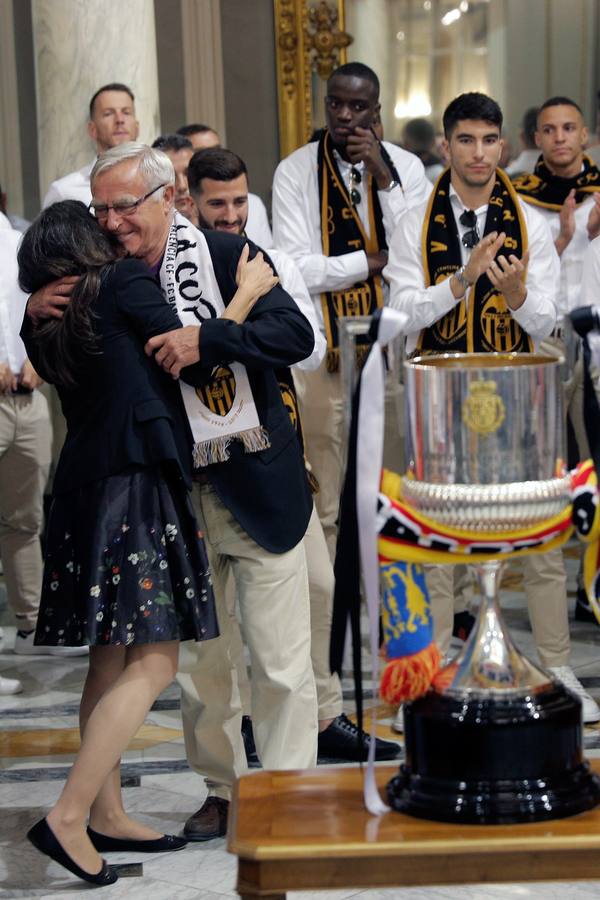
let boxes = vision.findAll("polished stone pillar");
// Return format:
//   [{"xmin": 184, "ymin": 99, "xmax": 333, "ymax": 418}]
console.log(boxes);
[
  {"xmin": 31, "ymin": 0, "xmax": 161, "ymax": 201},
  {"xmin": 346, "ymin": 0, "xmax": 393, "ymax": 138}
]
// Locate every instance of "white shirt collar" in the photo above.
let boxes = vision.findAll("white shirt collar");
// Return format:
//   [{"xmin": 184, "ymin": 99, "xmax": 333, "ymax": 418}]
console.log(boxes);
[{"xmin": 448, "ymin": 183, "xmax": 488, "ymax": 218}]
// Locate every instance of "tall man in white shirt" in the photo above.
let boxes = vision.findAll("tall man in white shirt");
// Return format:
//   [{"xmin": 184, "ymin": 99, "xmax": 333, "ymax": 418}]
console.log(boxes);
[
  {"xmin": 187, "ymin": 146, "xmax": 400, "ymax": 763},
  {"xmin": 386, "ymin": 91, "xmax": 599, "ymax": 723},
  {"xmin": 513, "ymin": 98, "xmax": 600, "ymax": 451},
  {"xmin": 272, "ymin": 61, "xmax": 432, "ymax": 557},
  {"xmin": 42, "ymin": 83, "xmax": 139, "ymax": 208},
  {"xmin": 514, "ymin": 97, "xmax": 600, "ymax": 623}
]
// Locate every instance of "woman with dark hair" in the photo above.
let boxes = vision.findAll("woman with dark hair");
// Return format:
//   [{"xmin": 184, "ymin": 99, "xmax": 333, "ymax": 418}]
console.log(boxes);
[{"xmin": 18, "ymin": 200, "xmax": 275, "ymax": 887}]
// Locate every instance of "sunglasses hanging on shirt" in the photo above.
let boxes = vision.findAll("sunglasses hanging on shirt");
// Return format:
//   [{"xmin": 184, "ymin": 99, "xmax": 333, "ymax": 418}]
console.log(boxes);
[
  {"xmin": 459, "ymin": 209, "xmax": 480, "ymax": 249},
  {"xmin": 349, "ymin": 167, "xmax": 362, "ymax": 206}
]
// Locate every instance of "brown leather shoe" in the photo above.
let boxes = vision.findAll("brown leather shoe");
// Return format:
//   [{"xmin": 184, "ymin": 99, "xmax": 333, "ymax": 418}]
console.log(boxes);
[{"xmin": 183, "ymin": 796, "xmax": 229, "ymax": 841}]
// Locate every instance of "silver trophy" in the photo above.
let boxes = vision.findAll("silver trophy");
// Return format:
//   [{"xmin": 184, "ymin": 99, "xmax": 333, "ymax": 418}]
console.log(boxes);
[{"xmin": 388, "ymin": 352, "xmax": 600, "ymax": 823}]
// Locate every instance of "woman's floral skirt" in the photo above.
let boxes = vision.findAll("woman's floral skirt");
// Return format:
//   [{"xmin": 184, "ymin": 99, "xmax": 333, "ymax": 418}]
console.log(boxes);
[{"xmin": 35, "ymin": 465, "xmax": 218, "ymax": 647}]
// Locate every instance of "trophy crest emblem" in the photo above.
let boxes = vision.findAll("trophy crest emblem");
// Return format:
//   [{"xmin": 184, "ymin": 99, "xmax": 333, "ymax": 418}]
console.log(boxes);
[
  {"xmin": 462, "ymin": 379, "xmax": 506, "ymax": 435},
  {"xmin": 196, "ymin": 366, "xmax": 236, "ymax": 416}
]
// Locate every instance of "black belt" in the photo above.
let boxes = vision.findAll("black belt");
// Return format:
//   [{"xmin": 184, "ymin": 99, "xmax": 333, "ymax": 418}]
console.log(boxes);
[{"xmin": 192, "ymin": 470, "xmax": 211, "ymax": 485}]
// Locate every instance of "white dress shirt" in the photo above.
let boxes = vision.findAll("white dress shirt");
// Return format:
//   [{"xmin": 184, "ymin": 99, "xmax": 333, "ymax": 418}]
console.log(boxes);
[
  {"xmin": 385, "ymin": 185, "xmax": 558, "ymax": 354},
  {"xmin": 246, "ymin": 194, "xmax": 273, "ymax": 249},
  {"xmin": 267, "ymin": 248, "xmax": 326, "ymax": 371},
  {"xmin": 525, "ymin": 196, "xmax": 595, "ymax": 320},
  {"xmin": 42, "ymin": 161, "xmax": 96, "ymax": 209},
  {"xmin": 581, "ymin": 235, "xmax": 600, "ymax": 307},
  {"xmin": 0, "ymin": 229, "xmax": 28, "ymax": 374},
  {"xmin": 272, "ymin": 139, "xmax": 432, "ymax": 332},
  {"xmin": 0, "ymin": 211, "xmax": 12, "ymax": 230}
]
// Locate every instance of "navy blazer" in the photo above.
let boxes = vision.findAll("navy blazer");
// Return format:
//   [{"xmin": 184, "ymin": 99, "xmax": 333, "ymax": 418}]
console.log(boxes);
[
  {"xmin": 198, "ymin": 230, "xmax": 315, "ymax": 554},
  {"xmin": 21, "ymin": 259, "xmax": 200, "ymax": 495}
]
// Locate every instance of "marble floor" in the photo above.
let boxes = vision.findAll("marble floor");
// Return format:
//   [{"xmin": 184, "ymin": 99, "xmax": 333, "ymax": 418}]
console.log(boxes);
[{"xmin": 2, "ymin": 546, "xmax": 600, "ymax": 898}]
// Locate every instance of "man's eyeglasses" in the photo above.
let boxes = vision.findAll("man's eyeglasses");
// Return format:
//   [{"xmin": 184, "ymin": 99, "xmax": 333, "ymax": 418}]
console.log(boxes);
[
  {"xmin": 89, "ymin": 183, "xmax": 166, "ymax": 221},
  {"xmin": 459, "ymin": 209, "xmax": 480, "ymax": 249}
]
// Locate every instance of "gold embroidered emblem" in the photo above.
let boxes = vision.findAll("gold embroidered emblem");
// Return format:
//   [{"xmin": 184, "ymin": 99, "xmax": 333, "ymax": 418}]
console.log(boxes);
[
  {"xmin": 196, "ymin": 366, "xmax": 236, "ymax": 416},
  {"xmin": 481, "ymin": 295, "xmax": 520, "ymax": 352},
  {"xmin": 332, "ymin": 283, "xmax": 371, "ymax": 317},
  {"xmin": 462, "ymin": 380, "xmax": 506, "ymax": 435},
  {"xmin": 279, "ymin": 381, "xmax": 298, "ymax": 431}
]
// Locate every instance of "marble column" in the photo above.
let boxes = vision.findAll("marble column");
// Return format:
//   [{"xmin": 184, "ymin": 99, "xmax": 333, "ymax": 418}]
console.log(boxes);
[
  {"xmin": 346, "ymin": 0, "xmax": 393, "ymax": 138},
  {"xmin": 31, "ymin": 0, "xmax": 161, "ymax": 201},
  {"xmin": 181, "ymin": 0, "xmax": 226, "ymax": 143},
  {"xmin": 488, "ymin": 0, "xmax": 599, "ymax": 145},
  {"xmin": 0, "ymin": 0, "xmax": 24, "ymax": 216}
]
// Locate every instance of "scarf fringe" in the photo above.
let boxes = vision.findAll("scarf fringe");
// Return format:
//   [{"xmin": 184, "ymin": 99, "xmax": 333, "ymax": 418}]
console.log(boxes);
[{"xmin": 193, "ymin": 426, "xmax": 271, "ymax": 468}]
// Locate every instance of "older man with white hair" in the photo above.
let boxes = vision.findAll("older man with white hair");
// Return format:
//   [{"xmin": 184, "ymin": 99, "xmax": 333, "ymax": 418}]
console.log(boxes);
[{"xmin": 27, "ymin": 142, "xmax": 318, "ymax": 840}]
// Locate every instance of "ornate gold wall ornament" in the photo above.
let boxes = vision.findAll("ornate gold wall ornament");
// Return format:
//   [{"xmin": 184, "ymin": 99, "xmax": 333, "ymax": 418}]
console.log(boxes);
[
  {"xmin": 305, "ymin": 1, "xmax": 352, "ymax": 80},
  {"xmin": 274, "ymin": 0, "xmax": 351, "ymax": 159}
]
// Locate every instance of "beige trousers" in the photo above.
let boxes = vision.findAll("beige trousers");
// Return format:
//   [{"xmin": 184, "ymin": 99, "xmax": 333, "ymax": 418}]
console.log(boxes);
[
  {"xmin": 231, "ymin": 504, "xmax": 343, "ymax": 722},
  {"xmin": 426, "ymin": 547, "xmax": 570, "ymax": 668},
  {"xmin": 0, "ymin": 391, "xmax": 51, "ymax": 631},
  {"xmin": 177, "ymin": 484, "xmax": 318, "ymax": 800},
  {"xmin": 295, "ymin": 357, "xmax": 404, "ymax": 561}
]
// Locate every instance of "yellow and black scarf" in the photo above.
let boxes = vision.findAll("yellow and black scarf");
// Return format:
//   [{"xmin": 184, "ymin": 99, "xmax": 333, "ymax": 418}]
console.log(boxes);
[
  {"xmin": 513, "ymin": 154, "xmax": 600, "ymax": 211},
  {"xmin": 418, "ymin": 168, "xmax": 533, "ymax": 354},
  {"xmin": 317, "ymin": 130, "xmax": 397, "ymax": 372}
]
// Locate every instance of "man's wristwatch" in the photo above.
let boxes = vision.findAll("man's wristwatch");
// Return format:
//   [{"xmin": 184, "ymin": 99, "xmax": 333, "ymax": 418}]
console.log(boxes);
[
  {"xmin": 380, "ymin": 179, "xmax": 399, "ymax": 192},
  {"xmin": 454, "ymin": 265, "xmax": 474, "ymax": 293}
]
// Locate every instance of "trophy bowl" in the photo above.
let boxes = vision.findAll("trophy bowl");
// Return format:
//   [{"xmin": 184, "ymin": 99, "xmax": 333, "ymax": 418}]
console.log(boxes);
[{"xmin": 387, "ymin": 352, "xmax": 600, "ymax": 824}]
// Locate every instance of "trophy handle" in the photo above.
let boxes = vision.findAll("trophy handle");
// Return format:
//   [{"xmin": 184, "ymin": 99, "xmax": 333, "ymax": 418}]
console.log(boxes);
[{"xmin": 436, "ymin": 560, "xmax": 552, "ymax": 697}]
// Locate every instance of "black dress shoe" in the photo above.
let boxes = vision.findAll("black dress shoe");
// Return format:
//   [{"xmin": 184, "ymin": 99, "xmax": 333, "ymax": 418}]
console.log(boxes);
[
  {"xmin": 317, "ymin": 713, "xmax": 401, "ymax": 762},
  {"xmin": 183, "ymin": 796, "xmax": 229, "ymax": 841},
  {"xmin": 87, "ymin": 826, "xmax": 187, "ymax": 853},
  {"xmin": 241, "ymin": 715, "xmax": 260, "ymax": 765},
  {"xmin": 27, "ymin": 818, "xmax": 118, "ymax": 886}
]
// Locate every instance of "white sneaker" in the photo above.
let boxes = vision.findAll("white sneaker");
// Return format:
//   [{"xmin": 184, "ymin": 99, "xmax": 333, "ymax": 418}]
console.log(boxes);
[
  {"xmin": 392, "ymin": 705, "xmax": 404, "ymax": 734},
  {"xmin": 14, "ymin": 631, "xmax": 89, "ymax": 657},
  {"xmin": 549, "ymin": 666, "xmax": 600, "ymax": 724},
  {"xmin": 0, "ymin": 674, "xmax": 22, "ymax": 694}
]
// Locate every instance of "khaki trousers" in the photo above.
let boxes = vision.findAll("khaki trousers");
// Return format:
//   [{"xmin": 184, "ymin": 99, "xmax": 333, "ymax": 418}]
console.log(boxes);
[
  {"xmin": 295, "ymin": 358, "xmax": 404, "ymax": 561},
  {"xmin": 426, "ymin": 547, "xmax": 570, "ymax": 668},
  {"xmin": 0, "ymin": 391, "xmax": 51, "ymax": 631},
  {"xmin": 177, "ymin": 484, "xmax": 318, "ymax": 800},
  {"xmin": 230, "ymin": 504, "xmax": 343, "ymax": 722}
]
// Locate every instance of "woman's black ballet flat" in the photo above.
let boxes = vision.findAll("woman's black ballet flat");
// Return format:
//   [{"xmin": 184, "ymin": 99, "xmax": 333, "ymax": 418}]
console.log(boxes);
[
  {"xmin": 87, "ymin": 826, "xmax": 187, "ymax": 853},
  {"xmin": 27, "ymin": 818, "xmax": 118, "ymax": 886}
]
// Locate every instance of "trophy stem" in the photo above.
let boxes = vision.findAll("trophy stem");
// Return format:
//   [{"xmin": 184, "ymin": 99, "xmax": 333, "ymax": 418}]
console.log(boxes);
[{"xmin": 438, "ymin": 560, "xmax": 552, "ymax": 697}]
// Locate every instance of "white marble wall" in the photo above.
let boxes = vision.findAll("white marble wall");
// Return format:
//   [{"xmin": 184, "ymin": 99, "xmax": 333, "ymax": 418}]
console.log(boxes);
[{"xmin": 32, "ymin": 0, "xmax": 161, "ymax": 200}]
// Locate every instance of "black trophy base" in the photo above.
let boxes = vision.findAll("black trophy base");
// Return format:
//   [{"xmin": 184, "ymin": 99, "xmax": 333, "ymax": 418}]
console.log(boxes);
[{"xmin": 388, "ymin": 684, "xmax": 600, "ymax": 824}]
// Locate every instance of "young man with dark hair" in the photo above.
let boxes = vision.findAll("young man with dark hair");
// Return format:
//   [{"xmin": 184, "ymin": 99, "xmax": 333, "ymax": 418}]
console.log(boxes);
[
  {"xmin": 386, "ymin": 91, "xmax": 599, "ymax": 725},
  {"xmin": 43, "ymin": 83, "xmax": 139, "ymax": 208},
  {"xmin": 176, "ymin": 123, "xmax": 273, "ymax": 247},
  {"xmin": 513, "ymin": 96, "xmax": 600, "ymax": 623},
  {"xmin": 272, "ymin": 61, "xmax": 431, "ymax": 558},
  {"xmin": 187, "ymin": 146, "xmax": 400, "ymax": 765}
]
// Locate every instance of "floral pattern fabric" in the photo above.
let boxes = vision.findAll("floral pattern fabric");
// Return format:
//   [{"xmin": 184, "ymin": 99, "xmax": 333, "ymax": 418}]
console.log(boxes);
[{"xmin": 35, "ymin": 466, "xmax": 218, "ymax": 647}]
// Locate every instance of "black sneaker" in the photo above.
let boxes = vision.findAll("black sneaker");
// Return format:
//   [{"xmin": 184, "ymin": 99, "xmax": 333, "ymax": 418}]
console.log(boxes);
[
  {"xmin": 317, "ymin": 713, "xmax": 401, "ymax": 762},
  {"xmin": 241, "ymin": 715, "xmax": 260, "ymax": 765}
]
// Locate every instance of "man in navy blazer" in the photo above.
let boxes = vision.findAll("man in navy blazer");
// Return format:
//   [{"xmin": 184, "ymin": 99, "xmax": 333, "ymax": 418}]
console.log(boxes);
[{"xmin": 27, "ymin": 143, "xmax": 318, "ymax": 841}]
